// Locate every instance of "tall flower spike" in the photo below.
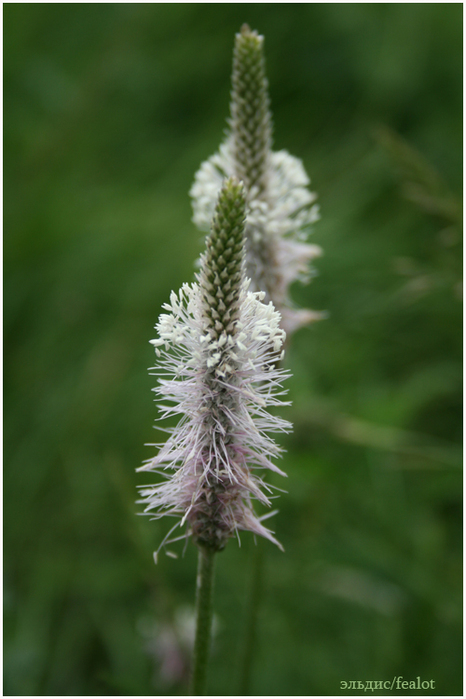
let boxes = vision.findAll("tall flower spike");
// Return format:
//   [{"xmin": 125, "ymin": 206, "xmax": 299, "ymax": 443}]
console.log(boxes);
[
  {"xmin": 230, "ymin": 23, "xmax": 272, "ymax": 198},
  {"xmin": 190, "ymin": 24, "xmax": 324, "ymax": 335},
  {"xmin": 138, "ymin": 177, "xmax": 291, "ymax": 556}
]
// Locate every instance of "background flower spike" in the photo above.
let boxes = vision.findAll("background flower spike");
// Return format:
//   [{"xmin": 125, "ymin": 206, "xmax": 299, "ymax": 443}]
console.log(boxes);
[{"xmin": 190, "ymin": 25, "xmax": 325, "ymax": 335}]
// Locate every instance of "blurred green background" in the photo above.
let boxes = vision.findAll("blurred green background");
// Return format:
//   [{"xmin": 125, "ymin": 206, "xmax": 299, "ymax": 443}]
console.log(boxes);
[{"xmin": 4, "ymin": 4, "xmax": 462, "ymax": 696}]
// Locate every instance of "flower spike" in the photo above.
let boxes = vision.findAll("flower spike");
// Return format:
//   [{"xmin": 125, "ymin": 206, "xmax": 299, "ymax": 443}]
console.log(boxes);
[
  {"xmin": 138, "ymin": 177, "xmax": 291, "ymax": 555},
  {"xmin": 190, "ymin": 25, "xmax": 324, "ymax": 335},
  {"xmin": 230, "ymin": 24, "xmax": 272, "ymax": 198}
]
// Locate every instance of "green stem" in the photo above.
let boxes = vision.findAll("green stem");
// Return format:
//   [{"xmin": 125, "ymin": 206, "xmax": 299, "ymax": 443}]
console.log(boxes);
[
  {"xmin": 238, "ymin": 539, "xmax": 264, "ymax": 695},
  {"xmin": 190, "ymin": 546, "xmax": 216, "ymax": 695}
]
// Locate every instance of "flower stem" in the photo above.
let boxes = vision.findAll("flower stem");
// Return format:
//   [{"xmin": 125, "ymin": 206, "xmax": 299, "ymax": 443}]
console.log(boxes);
[{"xmin": 190, "ymin": 546, "xmax": 216, "ymax": 695}]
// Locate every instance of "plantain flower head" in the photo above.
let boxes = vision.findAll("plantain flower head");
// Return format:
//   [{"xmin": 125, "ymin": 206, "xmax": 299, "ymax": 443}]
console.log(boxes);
[
  {"xmin": 190, "ymin": 24, "xmax": 324, "ymax": 335},
  {"xmin": 138, "ymin": 178, "xmax": 291, "ymax": 557}
]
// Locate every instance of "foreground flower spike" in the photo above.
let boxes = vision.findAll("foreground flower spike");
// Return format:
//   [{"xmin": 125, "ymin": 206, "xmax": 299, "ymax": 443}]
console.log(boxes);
[
  {"xmin": 190, "ymin": 24, "xmax": 324, "ymax": 335},
  {"xmin": 138, "ymin": 177, "xmax": 291, "ymax": 557}
]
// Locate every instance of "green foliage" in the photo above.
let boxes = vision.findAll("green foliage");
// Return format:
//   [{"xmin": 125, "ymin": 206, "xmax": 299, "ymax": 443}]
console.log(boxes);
[{"xmin": 4, "ymin": 4, "xmax": 462, "ymax": 695}]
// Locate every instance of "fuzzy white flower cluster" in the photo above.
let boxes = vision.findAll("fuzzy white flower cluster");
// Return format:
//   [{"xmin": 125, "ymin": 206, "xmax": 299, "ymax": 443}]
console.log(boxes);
[
  {"xmin": 190, "ymin": 140, "xmax": 323, "ymax": 335},
  {"xmin": 137, "ymin": 279, "xmax": 291, "ymax": 556},
  {"xmin": 191, "ymin": 138, "xmax": 318, "ymax": 237}
]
